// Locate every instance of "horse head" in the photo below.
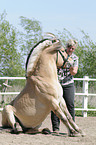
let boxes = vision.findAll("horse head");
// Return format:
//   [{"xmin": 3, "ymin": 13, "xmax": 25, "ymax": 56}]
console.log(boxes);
[
  {"xmin": 25, "ymin": 33, "xmax": 62, "ymax": 77},
  {"xmin": 25, "ymin": 33, "xmax": 74, "ymax": 77}
]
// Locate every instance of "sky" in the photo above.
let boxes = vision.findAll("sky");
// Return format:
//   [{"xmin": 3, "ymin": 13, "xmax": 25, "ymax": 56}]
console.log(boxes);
[{"xmin": 0, "ymin": 0, "xmax": 96, "ymax": 42}]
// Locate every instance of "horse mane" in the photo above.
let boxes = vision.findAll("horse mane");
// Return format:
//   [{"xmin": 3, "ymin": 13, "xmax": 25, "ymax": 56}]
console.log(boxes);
[{"xmin": 25, "ymin": 38, "xmax": 53, "ymax": 76}]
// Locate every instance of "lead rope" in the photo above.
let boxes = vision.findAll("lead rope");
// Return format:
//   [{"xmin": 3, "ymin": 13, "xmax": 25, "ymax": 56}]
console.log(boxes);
[
  {"xmin": 56, "ymin": 51, "xmax": 58, "ymax": 65},
  {"xmin": 58, "ymin": 50, "xmax": 69, "ymax": 68}
]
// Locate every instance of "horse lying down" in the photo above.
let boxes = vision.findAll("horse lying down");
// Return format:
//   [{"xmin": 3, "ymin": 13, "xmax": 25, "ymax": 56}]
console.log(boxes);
[{"xmin": 1, "ymin": 34, "xmax": 85, "ymax": 137}]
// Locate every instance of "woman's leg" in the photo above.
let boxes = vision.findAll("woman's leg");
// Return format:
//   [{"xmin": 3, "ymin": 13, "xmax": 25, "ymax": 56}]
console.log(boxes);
[
  {"xmin": 62, "ymin": 83, "xmax": 75, "ymax": 121},
  {"xmin": 51, "ymin": 111, "xmax": 60, "ymax": 131}
]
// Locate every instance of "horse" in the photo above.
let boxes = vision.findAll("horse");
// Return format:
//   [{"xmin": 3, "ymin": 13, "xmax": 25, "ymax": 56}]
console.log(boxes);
[{"xmin": 1, "ymin": 33, "xmax": 85, "ymax": 137}]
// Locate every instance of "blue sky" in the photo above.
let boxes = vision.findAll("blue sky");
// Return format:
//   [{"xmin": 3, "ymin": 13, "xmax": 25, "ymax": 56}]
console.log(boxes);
[{"xmin": 0, "ymin": 0, "xmax": 96, "ymax": 42}]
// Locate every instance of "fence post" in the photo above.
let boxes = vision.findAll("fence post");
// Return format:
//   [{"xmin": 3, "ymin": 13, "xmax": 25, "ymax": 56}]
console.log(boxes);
[
  {"xmin": 1, "ymin": 80, "xmax": 8, "ymax": 107},
  {"xmin": 1, "ymin": 79, "xmax": 12, "ymax": 107},
  {"xmin": 82, "ymin": 76, "xmax": 89, "ymax": 117}
]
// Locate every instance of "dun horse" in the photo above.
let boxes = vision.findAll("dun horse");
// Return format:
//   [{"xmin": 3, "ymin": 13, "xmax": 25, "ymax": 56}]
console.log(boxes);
[{"xmin": 2, "ymin": 34, "xmax": 85, "ymax": 137}]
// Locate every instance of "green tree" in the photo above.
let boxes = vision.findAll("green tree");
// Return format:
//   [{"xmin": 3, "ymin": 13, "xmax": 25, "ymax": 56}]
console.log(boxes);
[
  {"xmin": 1, "ymin": 11, "xmax": 96, "ymax": 79},
  {"xmin": 18, "ymin": 16, "xmax": 42, "ymax": 57},
  {"xmin": 57, "ymin": 29, "xmax": 96, "ymax": 78},
  {"xmin": 0, "ymin": 11, "xmax": 25, "ymax": 77},
  {"xmin": 76, "ymin": 30, "xmax": 96, "ymax": 78}
]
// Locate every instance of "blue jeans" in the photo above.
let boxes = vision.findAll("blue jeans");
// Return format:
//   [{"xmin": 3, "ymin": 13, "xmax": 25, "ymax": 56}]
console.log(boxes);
[{"xmin": 51, "ymin": 83, "xmax": 75, "ymax": 131}]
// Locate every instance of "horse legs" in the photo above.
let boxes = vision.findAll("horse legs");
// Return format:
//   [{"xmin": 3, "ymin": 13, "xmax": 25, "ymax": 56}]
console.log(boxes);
[
  {"xmin": 2, "ymin": 105, "xmax": 51, "ymax": 135},
  {"xmin": 59, "ymin": 98, "xmax": 85, "ymax": 136},
  {"xmin": 2, "ymin": 105, "xmax": 21, "ymax": 133},
  {"xmin": 51, "ymin": 98, "xmax": 85, "ymax": 136}
]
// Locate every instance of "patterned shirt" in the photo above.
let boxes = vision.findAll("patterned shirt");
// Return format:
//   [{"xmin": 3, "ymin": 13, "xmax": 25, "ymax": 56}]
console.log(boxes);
[{"xmin": 58, "ymin": 51, "xmax": 78, "ymax": 86}]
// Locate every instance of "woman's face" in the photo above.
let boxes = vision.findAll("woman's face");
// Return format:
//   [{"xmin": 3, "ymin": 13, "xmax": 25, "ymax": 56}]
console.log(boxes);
[{"xmin": 66, "ymin": 45, "xmax": 76, "ymax": 55}]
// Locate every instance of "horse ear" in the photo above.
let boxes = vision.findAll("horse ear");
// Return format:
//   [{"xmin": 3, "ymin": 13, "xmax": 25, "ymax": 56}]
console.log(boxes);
[
  {"xmin": 44, "ymin": 32, "xmax": 57, "ymax": 39},
  {"xmin": 43, "ymin": 32, "xmax": 63, "ymax": 51}
]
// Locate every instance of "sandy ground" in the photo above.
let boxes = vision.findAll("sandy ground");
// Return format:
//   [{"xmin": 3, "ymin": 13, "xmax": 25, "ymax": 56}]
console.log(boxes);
[{"xmin": 0, "ymin": 112, "xmax": 96, "ymax": 145}]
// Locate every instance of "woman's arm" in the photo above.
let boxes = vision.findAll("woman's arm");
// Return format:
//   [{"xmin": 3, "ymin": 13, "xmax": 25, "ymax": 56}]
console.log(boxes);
[{"xmin": 69, "ymin": 66, "xmax": 78, "ymax": 75}]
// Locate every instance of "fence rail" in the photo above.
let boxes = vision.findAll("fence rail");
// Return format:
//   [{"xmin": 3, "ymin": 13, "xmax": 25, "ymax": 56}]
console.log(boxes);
[{"xmin": 0, "ymin": 76, "xmax": 96, "ymax": 117}]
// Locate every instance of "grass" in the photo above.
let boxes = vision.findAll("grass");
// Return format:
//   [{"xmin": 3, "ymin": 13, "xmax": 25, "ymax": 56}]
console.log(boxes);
[
  {"xmin": 74, "ymin": 82, "xmax": 96, "ymax": 117},
  {"xmin": 75, "ymin": 96, "xmax": 96, "ymax": 117},
  {"xmin": 75, "ymin": 108, "xmax": 96, "ymax": 117}
]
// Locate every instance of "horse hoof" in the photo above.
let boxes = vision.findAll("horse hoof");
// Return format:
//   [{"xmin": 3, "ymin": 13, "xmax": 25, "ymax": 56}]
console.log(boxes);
[
  {"xmin": 42, "ymin": 128, "xmax": 51, "ymax": 134},
  {"xmin": 10, "ymin": 123, "xmax": 22, "ymax": 134},
  {"xmin": 10, "ymin": 129, "xmax": 19, "ymax": 134},
  {"xmin": 79, "ymin": 130, "xmax": 86, "ymax": 137},
  {"xmin": 69, "ymin": 130, "xmax": 81, "ymax": 137},
  {"xmin": 69, "ymin": 132, "xmax": 81, "ymax": 137}
]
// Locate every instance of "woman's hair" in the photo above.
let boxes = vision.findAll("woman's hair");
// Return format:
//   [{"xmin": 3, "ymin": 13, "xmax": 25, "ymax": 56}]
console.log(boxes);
[{"xmin": 66, "ymin": 39, "xmax": 78, "ymax": 48}]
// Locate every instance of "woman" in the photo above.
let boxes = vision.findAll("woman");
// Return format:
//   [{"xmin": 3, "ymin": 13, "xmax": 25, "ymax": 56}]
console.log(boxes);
[{"xmin": 51, "ymin": 39, "xmax": 78, "ymax": 132}]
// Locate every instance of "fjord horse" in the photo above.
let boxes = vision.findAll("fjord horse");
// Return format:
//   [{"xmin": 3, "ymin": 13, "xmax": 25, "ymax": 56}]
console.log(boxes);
[{"xmin": 1, "ymin": 35, "xmax": 85, "ymax": 136}]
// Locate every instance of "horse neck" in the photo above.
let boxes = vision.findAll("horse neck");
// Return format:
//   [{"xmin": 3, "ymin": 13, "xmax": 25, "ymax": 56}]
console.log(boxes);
[{"xmin": 31, "ymin": 51, "xmax": 58, "ymax": 79}]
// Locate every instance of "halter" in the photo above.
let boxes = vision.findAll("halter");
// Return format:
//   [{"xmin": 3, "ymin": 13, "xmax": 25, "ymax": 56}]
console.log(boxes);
[{"xmin": 56, "ymin": 50, "xmax": 70, "ymax": 68}]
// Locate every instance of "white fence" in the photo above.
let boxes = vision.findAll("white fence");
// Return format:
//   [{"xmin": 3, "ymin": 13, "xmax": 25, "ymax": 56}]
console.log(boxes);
[{"xmin": 0, "ymin": 76, "xmax": 96, "ymax": 117}]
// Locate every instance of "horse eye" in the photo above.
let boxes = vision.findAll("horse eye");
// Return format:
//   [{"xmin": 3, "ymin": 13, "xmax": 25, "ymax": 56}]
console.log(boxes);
[{"xmin": 52, "ymin": 40, "xmax": 56, "ymax": 43}]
